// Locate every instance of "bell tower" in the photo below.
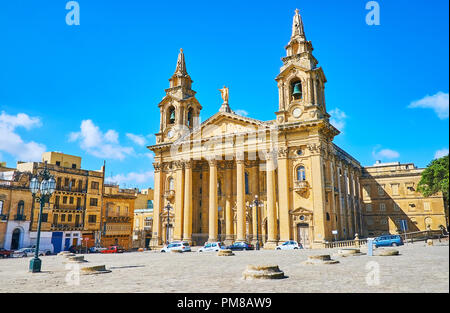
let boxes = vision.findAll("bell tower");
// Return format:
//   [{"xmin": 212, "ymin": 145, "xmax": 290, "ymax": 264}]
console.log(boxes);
[
  {"xmin": 155, "ymin": 49, "xmax": 202, "ymax": 144},
  {"xmin": 275, "ymin": 9, "xmax": 328, "ymax": 124}
]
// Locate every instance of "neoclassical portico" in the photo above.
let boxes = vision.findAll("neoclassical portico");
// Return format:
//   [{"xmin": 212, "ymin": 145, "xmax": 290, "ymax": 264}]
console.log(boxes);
[{"xmin": 149, "ymin": 9, "xmax": 364, "ymax": 249}]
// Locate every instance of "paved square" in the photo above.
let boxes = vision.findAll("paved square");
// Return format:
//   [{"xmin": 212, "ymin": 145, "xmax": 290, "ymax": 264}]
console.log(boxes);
[{"xmin": 0, "ymin": 243, "xmax": 448, "ymax": 293}]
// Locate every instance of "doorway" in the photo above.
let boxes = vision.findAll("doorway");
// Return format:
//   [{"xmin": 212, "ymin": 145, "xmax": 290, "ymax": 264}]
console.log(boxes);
[
  {"xmin": 297, "ymin": 223, "xmax": 310, "ymax": 248},
  {"xmin": 11, "ymin": 228, "xmax": 21, "ymax": 250}
]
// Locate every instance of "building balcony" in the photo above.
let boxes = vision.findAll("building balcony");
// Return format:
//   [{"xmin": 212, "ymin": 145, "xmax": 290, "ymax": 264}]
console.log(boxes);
[
  {"xmin": 164, "ymin": 190, "xmax": 175, "ymax": 201},
  {"xmin": 56, "ymin": 186, "xmax": 86, "ymax": 193},
  {"xmin": 13, "ymin": 214, "xmax": 26, "ymax": 221},
  {"xmin": 51, "ymin": 224, "xmax": 84, "ymax": 231},
  {"xmin": 53, "ymin": 205, "xmax": 84, "ymax": 211},
  {"xmin": 324, "ymin": 182, "xmax": 333, "ymax": 192},
  {"xmin": 105, "ymin": 216, "xmax": 132, "ymax": 223},
  {"xmin": 294, "ymin": 180, "xmax": 309, "ymax": 193}
]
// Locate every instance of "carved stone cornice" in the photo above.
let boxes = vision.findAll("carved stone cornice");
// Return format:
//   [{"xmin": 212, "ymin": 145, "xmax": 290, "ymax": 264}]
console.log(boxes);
[
  {"xmin": 222, "ymin": 160, "xmax": 235, "ymax": 170},
  {"xmin": 245, "ymin": 160, "xmax": 259, "ymax": 168}
]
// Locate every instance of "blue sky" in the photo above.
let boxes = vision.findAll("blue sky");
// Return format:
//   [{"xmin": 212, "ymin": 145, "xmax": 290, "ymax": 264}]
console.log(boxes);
[{"xmin": 0, "ymin": 0, "xmax": 448, "ymax": 190}]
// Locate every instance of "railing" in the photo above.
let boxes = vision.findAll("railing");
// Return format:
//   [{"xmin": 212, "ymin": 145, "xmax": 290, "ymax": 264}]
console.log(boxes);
[
  {"xmin": 13, "ymin": 214, "xmax": 26, "ymax": 221},
  {"xmin": 51, "ymin": 224, "xmax": 84, "ymax": 230},
  {"xmin": 324, "ymin": 238, "xmax": 367, "ymax": 249},
  {"xmin": 164, "ymin": 190, "xmax": 175, "ymax": 200},
  {"xmin": 105, "ymin": 216, "xmax": 131, "ymax": 223},
  {"xmin": 294, "ymin": 180, "xmax": 309, "ymax": 193},
  {"xmin": 53, "ymin": 205, "xmax": 84, "ymax": 211},
  {"xmin": 56, "ymin": 186, "xmax": 86, "ymax": 193},
  {"xmin": 402, "ymin": 230, "xmax": 446, "ymax": 243}
]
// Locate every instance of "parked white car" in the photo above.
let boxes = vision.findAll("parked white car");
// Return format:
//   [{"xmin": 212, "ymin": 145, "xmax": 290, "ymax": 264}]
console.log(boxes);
[
  {"xmin": 276, "ymin": 240, "xmax": 302, "ymax": 250},
  {"xmin": 198, "ymin": 242, "xmax": 226, "ymax": 252},
  {"xmin": 161, "ymin": 241, "xmax": 191, "ymax": 253},
  {"xmin": 12, "ymin": 247, "xmax": 47, "ymax": 258}
]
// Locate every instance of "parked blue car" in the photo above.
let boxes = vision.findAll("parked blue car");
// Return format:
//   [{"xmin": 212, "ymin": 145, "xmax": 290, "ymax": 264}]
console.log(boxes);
[{"xmin": 373, "ymin": 235, "xmax": 404, "ymax": 247}]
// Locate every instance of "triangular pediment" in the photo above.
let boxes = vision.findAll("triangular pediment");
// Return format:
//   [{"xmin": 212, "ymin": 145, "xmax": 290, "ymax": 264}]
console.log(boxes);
[
  {"xmin": 276, "ymin": 64, "xmax": 327, "ymax": 83},
  {"xmin": 289, "ymin": 207, "xmax": 313, "ymax": 215},
  {"xmin": 190, "ymin": 112, "xmax": 271, "ymax": 141},
  {"xmin": 157, "ymin": 94, "xmax": 199, "ymax": 108}
]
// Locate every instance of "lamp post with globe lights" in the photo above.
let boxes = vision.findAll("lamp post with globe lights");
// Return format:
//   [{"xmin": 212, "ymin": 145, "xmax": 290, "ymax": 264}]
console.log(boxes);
[
  {"xmin": 160, "ymin": 202, "xmax": 173, "ymax": 245},
  {"xmin": 29, "ymin": 164, "xmax": 56, "ymax": 273},
  {"xmin": 248, "ymin": 195, "xmax": 264, "ymax": 250}
]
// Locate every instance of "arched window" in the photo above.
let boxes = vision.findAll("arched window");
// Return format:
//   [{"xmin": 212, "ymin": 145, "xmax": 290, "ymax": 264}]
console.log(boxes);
[
  {"xmin": 245, "ymin": 172, "xmax": 250, "ymax": 195},
  {"xmin": 168, "ymin": 178, "xmax": 175, "ymax": 191},
  {"xmin": 297, "ymin": 166, "xmax": 306, "ymax": 181},
  {"xmin": 168, "ymin": 106, "xmax": 175, "ymax": 125},
  {"xmin": 187, "ymin": 108, "xmax": 194, "ymax": 127},
  {"xmin": 17, "ymin": 200, "xmax": 24, "ymax": 216},
  {"xmin": 291, "ymin": 80, "xmax": 303, "ymax": 100}
]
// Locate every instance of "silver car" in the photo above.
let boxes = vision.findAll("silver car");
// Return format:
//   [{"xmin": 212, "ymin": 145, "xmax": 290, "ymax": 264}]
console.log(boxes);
[
  {"xmin": 161, "ymin": 241, "xmax": 191, "ymax": 253},
  {"xmin": 12, "ymin": 248, "xmax": 42, "ymax": 258}
]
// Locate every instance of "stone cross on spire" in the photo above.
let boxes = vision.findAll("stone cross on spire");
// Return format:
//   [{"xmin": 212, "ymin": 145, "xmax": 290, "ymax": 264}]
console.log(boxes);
[
  {"xmin": 291, "ymin": 8, "xmax": 306, "ymax": 40},
  {"xmin": 175, "ymin": 48, "xmax": 187, "ymax": 75}
]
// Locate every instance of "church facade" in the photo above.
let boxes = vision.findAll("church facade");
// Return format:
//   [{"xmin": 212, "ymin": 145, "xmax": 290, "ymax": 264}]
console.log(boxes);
[{"xmin": 148, "ymin": 10, "xmax": 447, "ymax": 249}]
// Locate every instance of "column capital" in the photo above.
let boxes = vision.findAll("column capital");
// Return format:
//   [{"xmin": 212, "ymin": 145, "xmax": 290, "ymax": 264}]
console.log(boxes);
[
  {"xmin": 277, "ymin": 147, "xmax": 289, "ymax": 159},
  {"xmin": 183, "ymin": 160, "xmax": 193, "ymax": 169},
  {"xmin": 236, "ymin": 159, "xmax": 246, "ymax": 165},
  {"xmin": 173, "ymin": 160, "xmax": 184, "ymax": 170},
  {"xmin": 153, "ymin": 162, "xmax": 162, "ymax": 173},
  {"xmin": 208, "ymin": 159, "xmax": 218, "ymax": 167}
]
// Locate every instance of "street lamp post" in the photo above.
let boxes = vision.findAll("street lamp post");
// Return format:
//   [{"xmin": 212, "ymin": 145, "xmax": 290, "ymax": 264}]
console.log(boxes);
[
  {"xmin": 29, "ymin": 164, "xmax": 56, "ymax": 273},
  {"xmin": 161, "ymin": 202, "xmax": 173, "ymax": 245},
  {"xmin": 249, "ymin": 195, "xmax": 264, "ymax": 251}
]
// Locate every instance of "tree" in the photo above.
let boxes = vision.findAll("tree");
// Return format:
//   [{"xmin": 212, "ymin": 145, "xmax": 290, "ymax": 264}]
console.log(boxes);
[{"xmin": 417, "ymin": 155, "xmax": 449, "ymax": 208}]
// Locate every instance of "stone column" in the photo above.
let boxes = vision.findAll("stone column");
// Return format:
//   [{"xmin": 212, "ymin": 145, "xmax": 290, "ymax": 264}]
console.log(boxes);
[
  {"xmin": 313, "ymin": 79, "xmax": 319, "ymax": 106},
  {"xmin": 250, "ymin": 164, "xmax": 260, "ymax": 245},
  {"xmin": 201, "ymin": 166, "xmax": 209, "ymax": 235},
  {"xmin": 310, "ymin": 145, "xmax": 328, "ymax": 247},
  {"xmin": 224, "ymin": 163, "xmax": 234, "ymax": 245},
  {"xmin": 150, "ymin": 163, "xmax": 162, "ymax": 248},
  {"xmin": 307, "ymin": 78, "xmax": 313, "ymax": 104},
  {"xmin": 236, "ymin": 159, "xmax": 246, "ymax": 242},
  {"xmin": 173, "ymin": 161, "xmax": 184, "ymax": 241},
  {"xmin": 277, "ymin": 148, "xmax": 291, "ymax": 243},
  {"xmin": 183, "ymin": 160, "xmax": 193, "ymax": 244},
  {"xmin": 264, "ymin": 155, "xmax": 278, "ymax": 249},
  {"xmin": 208, "ymin": 160, "xmax": 218, "ymax": 242},
  {"xmin": 329, "ymin": 160, "xmax": 338, "ymax": 236}
]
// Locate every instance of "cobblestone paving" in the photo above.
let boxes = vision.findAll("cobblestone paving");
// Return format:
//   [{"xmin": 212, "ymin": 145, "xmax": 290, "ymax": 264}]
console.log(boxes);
[{"xmin": 0, "ymin": 243, "xmax": 448, "ymax": 293}]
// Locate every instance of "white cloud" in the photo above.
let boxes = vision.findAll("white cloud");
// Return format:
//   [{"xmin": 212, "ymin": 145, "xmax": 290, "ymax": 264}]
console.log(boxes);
[
  {"xmin": 0, "ymin": 111, "xmax": 46, "ymax": 162},
  {"xmin": 234, "ymin": 109, "xmax": 249, "ymax": 117},
  {"xmin": 409, "ymin": 91, "xmax": 449, "ymax": 119},
  {"xmin": 106, "ymin": 170, "xmax": 154, "ymax": 186},
  {"xmin": 435, "ymin": 148, "xmax": 449, "ymax": 159},
  {"xmin": 329, "ymin": 108, "xmax": 347, "ymax": 132},
  {"xmin": 69, "ymin": 120, "xmax": 134, "ymax": 160},
  {"xmin": 372, "ymin": 146, "xmax": 400, "ymax": 160},
  {"xmin": 126, "ymin": 133, "xmax": 147, "ymax": 146}
]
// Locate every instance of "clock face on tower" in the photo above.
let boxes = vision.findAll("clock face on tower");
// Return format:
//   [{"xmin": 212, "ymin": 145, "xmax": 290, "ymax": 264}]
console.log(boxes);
[
  {"xmin": 167, "ymin": 129, "xmax": 175, "ymax": 139},
  {"xmin": 293, "ymin": 108, "xmax": 302, "ymax": 118}
]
